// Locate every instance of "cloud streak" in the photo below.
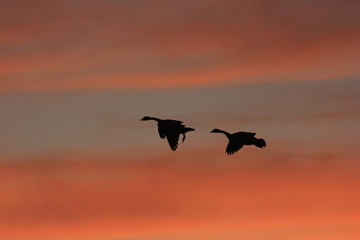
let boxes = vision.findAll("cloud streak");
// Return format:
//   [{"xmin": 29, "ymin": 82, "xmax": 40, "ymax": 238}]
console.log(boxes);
[{"xmin": 1, "ymin": 0, "xmax": 360, "ymax": 92}]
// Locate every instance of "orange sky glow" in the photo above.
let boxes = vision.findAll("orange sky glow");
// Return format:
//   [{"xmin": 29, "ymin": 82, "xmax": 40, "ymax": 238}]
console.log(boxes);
[
  {"xmin": 1, "ymin": 0, "xmax": 360, "ymax": 239},
  {"xmin": 1, "ymin": 152, "xmax": 360, "ymax": 240}
]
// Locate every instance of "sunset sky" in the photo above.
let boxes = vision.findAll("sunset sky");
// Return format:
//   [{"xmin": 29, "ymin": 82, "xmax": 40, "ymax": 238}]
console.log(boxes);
[{"xmin": 1, "ymin": 1, "xmax": 360, "ymax": 240}]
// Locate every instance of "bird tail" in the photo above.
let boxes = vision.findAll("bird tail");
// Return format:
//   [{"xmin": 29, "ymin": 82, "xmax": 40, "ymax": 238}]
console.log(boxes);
[{"xmin": 255, "ymin": 138, "xmax": 266, "ymax": 148}]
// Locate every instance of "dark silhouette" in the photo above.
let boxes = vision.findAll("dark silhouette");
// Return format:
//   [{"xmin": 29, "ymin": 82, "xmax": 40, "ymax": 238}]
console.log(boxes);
[
  {"xmin": 141, "ymin": 116, "xmax": 195, "ymax": 151},
  {"xmin": 210, "ymin": 128, "xmax": 266, "ymax": 155}
]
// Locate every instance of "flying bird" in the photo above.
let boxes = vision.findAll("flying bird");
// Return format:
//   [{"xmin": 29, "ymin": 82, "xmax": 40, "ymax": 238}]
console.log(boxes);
[
  {"xmin": 210, "ymin": 128, "xmax": 266, "ymax": 155},
  {"xmin": 141, "ymin": 116, "xmax": 195, "ymax": 151}
]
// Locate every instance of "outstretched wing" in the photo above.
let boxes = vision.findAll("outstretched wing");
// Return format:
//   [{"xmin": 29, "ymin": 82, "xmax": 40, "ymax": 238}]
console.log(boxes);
[
  {"xmin": 234, "ymin": 131, "xmax": 256, "ymax": 138},
  {"xmin": 158, "ymin": 125, "xmax": 166, "ymax": 139},
  {"xmin": 165, "ymin": 131, "xmax": 180, "ymax": 151},
  {"xmin": 164, "ymin": 119, "xmax": 183, "ymax": 124},
  {"xmin": 226, "ymin": 140, "xmax": 243, "ymax": 155},
  {"xmin": 158, "ymin": 121, "xmax": 182, "ymax": 139},
  {"xmin": 158, "ymin": 120, "xmax": 184, "ymax": 151}
]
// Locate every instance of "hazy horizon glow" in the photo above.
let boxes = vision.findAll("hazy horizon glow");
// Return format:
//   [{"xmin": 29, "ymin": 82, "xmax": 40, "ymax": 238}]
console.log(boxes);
[{"xmin": 1, "ymin": 151, "xmax": 360, "ymax": 240}]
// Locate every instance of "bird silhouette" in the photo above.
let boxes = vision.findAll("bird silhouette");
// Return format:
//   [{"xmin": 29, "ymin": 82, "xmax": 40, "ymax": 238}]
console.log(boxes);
[
  {"xmin": 141, "ymin": 116, "xmax": 195, "ymax": 151},
  {"xmin": 210, "ymin": 128, "xmax": 266, "ymax": 155}
]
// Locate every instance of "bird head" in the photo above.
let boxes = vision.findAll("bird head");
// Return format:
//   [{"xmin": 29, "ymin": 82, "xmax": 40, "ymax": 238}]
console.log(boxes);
[
  {"xmin": 210, "ymin": 128, "xmax": 222, "ymax": 133},
  {"xmin": 140, "ymin": 116, "xmax": 152, "ymax": 121}
]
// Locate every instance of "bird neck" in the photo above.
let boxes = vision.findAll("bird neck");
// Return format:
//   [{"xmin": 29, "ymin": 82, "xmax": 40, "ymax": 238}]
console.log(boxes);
[
  {"xmin": 217, "ymin": 129, "xmax": 231, "ymax": 138},
  {"xmin": 147, "ymin": 117, "xmax": 161, "ymax": 122}
]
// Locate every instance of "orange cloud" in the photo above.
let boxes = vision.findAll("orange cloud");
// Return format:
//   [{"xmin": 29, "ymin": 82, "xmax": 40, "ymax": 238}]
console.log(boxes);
[{"xmin": 1, "ymin": 151, "xmax": 359, "ymax": 239}]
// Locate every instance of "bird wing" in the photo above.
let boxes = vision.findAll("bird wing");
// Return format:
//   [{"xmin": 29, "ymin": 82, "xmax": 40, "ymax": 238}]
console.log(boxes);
[
  {"xmin": 226, "ymin": 140, "xmax": 243, "ymax": 155},
  {"xmin": 158, "ymin": 120, "xmax": 184, "ymax": 151},
  {"xmin": 158, "ymin": 125, "xmax": 166, "ymax": 139},
  {"xmin": 234, "ymin": 131, "xmax": 256, "ymax": 138},
  {"xmin": 165, "ymin": 130, "xmax": 180, "ymax": 151},
  {"xmin": 164, "ymin": 119, "xmax": 183, "ymax": 124},
  {"xmin": 158, "ymin": 121, "xmax": 182, "ymax": 139}
]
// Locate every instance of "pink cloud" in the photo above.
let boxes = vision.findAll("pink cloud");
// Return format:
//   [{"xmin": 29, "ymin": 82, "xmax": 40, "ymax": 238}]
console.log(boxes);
[{"xmin": 1, "ymin": 0, "xmax": 360, "ymax": 92}]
